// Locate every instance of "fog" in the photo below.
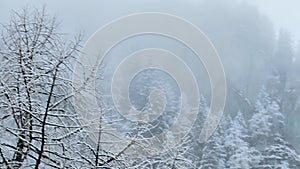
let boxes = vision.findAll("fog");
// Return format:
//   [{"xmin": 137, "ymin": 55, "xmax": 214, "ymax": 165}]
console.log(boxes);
[
  {"xmin": 1, "ymin": 0, "xmax": 300, "ymax": 40},
  {"xmin": 0, "ymin": 0, "xmax": 300, "ymax": 168}
]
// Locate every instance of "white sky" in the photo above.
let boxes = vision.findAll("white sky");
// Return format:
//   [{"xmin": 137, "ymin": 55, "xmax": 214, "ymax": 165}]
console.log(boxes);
[
  {"xmin": 0, "ymin": 0, "xmax": 300, "ymax": 43},
  {"xmin": 243, "ymin": 0, "xmax": 300, "ymax": 43}
]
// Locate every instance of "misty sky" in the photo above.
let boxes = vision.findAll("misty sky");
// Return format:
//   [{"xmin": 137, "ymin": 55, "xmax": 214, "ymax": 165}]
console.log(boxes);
[
  {"xmin": 0, "ymin": 0, "xmax": 300, "ymax": 44},
  {"xmin": 244, "ymin": 0, "xmax": 300, "ymax": 44}
]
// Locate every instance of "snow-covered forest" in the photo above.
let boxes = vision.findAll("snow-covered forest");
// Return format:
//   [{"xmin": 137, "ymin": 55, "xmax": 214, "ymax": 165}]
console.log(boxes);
[{"xmin": 1, "ymin": 0, "xmax": 300, "ymax": 168}]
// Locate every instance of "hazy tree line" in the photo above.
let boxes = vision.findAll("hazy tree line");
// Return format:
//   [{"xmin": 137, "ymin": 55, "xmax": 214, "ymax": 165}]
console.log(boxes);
[
  {"xmin": 1, "ymin": 0, "xmax": 300, "ymax": 168},
  {"xmin": 197, "ymin": 90, "xmax": 300, "ymax": 168}
]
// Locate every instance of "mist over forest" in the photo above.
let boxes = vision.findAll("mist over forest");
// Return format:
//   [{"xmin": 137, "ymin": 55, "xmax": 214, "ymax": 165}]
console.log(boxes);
[{"xmin": 0, "ymin": 0, "xmax": 300, "ymax": 168}]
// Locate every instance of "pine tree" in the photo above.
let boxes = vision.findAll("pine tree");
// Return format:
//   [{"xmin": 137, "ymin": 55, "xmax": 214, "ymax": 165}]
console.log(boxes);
[
  {"xmin": 248, "ymin": 88, "xmax": 300, "ymax": 168},
  {"xmin": 262, "ymin": 136, "xmax": 300, "ymax": 168},
  {"xmin": 225, "ymin": 112, "xmax": 251, "ymax": 169},
  {"xmin": 200, "ymin": 124, "xmax": 226, "ymax": 169},
  {"xmin": 249, "ymin": 88, "xmax": 284, "ymax": 147},
  {"xmin": 270, "ymin": 29, "xmax": 294, "ymax": 96}
]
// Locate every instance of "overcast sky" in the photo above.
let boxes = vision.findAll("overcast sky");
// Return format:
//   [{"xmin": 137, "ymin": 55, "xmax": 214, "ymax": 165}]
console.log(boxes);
[
  {"xmin": 245, "ymin": 0, "xmax": 300, "ymax": 44},
  {"xmin": 1, "ymin": 0, "xmax": 300, "ymax": 43}
]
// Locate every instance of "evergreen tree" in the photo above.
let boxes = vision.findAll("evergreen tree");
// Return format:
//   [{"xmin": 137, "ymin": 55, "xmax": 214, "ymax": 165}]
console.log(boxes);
[
  {"xmin": 269, "ymin": 30, "xmax": 294, "ymax": 97},
  {"xmin": 199, "ymin": 116, "xmax": 227, "ymax": 169},
  {"xmin": 249, "ymin": 88, "xmax": 284, "ymax": 147},
  {"xmin": 262, "ymin": 136, "xmax": 300, "ymax": 169},
  {"xmin": 248, "ymin": 88, "xmax": 300, "ymax": 168},
  {"xmin": 225, "ymin": 112, "xmax": 251, "ymax": 169}
]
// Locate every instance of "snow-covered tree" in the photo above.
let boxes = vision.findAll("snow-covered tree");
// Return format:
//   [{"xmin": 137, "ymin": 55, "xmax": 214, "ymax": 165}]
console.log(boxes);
[
  {"xmin": 1, "ymin": 3, "xmax": 299, "ymax": 169},
  {"xmin": 261, "ymin": 136, "xmax": 300, "ymax": 169},
  {"xmin": 248, "ymin": 88, "xmax": 300, "ymax": 168},
  {"xmin": 199, "ymin": 118, "xmax": 227, "ymax": 169},
  {"xmin": 225, "ymin": 112, "xmax": 251, "ymax": 169},
  {"xmin": 0, "ymin": 8, "xmax": 83, "ymax": 168},
  {"xmin": 130, "ymin": 138, "xmax": 196, "ymax": 169},
  {"xmin": 249, "ymin": 88, "xmax": 284, "ymax": 146}
]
